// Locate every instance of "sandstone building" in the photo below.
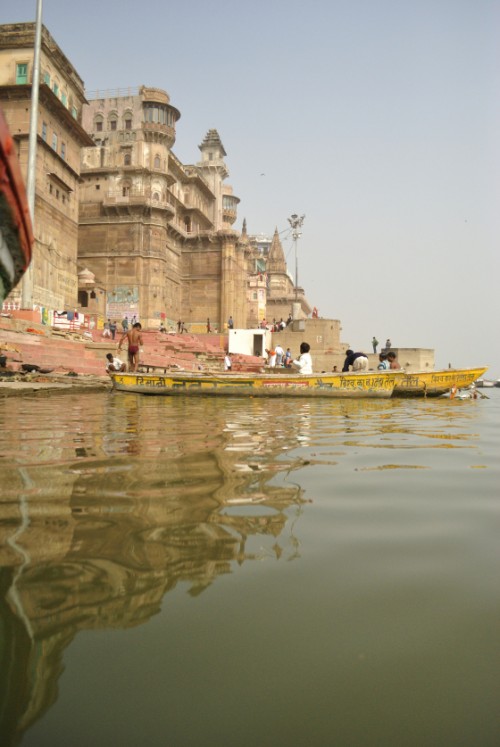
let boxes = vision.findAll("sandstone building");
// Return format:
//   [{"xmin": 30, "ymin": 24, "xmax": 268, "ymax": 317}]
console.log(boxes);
[
  {"xmin": 0, "ymin": 22, "xmax": 314, "ymax": 334},
  {"xmin": 0, "ymin": 23, "xmax": 93, "ymax": 313},
  {"xmin": 79, "ymin": 90, "xmax": 248, "ymax": 330}
]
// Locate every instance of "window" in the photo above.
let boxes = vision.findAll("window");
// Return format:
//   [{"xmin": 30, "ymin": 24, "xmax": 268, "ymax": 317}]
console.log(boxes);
[
  {"xmin": 110, "ymin": 119, "xmax": 117, "ymax": 131},
  {"xmin": 124, "ymin": 153, "xmax": 131, "ymax": 166},
  {"xmin": 43, "ymin": 71, "xmax": 50, "ymax": 86},
  {"xmin": 52, "ymin": 82, "xmax": 59, "ymax": 97},
  {"xmin": 95, "ymin": 120, "xmax": 103, "ymax": 132},
  {"xmin": 154, "ymin": 155, "xmax": 161, "ymax": 169},
  {"xmin": 52, "ymin": 132, "xmax": 58, "ymax": 151},
  {"xmin": 71, "ymin": 106, "xmax": 77, "ymax": 119},
  {"xmin": 143, "ymin": 103, "xmax": 170, "ymax": 125},
  {"xmin": 61, "ymin": 142, "xmax": 66, "ymax": 160},
  {"xmin": 61, "ymin": 92, "xmax": 67, "ymax": 107},
  {"xmin": 125, "ymin": 118, "xmax": 132, "ymax": 130},
  {"xmin": 41, "ymin": 121, "xmax": 47, "ymax": 141},
  {"xmin": 16, "ymin": 63, "xmax": 28, "ymax": 84}
]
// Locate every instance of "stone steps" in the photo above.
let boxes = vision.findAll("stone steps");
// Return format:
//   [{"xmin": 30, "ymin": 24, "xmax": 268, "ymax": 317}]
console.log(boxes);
[{"xmin": 1, "ymin": 318, "xmax": 263, "ymax": 376}]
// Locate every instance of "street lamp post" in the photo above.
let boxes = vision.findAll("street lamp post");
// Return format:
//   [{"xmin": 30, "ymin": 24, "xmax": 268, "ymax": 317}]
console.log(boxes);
[{"xmin": 287, "ymin": 213, "xmax": 305, "ymax": 317}]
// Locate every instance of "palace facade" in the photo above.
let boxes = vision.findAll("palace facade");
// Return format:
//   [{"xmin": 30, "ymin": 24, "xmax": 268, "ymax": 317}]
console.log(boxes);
[{"xmin": 0, "ymin": 22, "xmax": 312, "ymax": 332}]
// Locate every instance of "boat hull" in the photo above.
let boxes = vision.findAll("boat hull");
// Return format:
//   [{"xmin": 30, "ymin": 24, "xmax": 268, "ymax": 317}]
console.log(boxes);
[
  {"xmin": 0, "ymin": 109, "xmax": 33, "ymax": 303},
  {"xmin": 110, "ymin": 370, "xmax": 406, "ymax": 398},
  {"xmin": 393, "ymin": 367, "xmax": 488, "ymax": 397}
]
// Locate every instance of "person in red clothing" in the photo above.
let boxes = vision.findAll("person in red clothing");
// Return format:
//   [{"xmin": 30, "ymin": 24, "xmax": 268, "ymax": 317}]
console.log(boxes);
[{"xmin": 118, "ymin": 322, "xmax": 143, "ymax": 372}]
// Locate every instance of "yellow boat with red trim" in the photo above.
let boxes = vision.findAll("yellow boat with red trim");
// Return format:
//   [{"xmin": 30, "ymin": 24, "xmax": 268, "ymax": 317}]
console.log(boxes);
[
  {"xmin": 110, "ymin": 369, "xmax": 406, "ymax": 398},
  {"xmin": 393, "ymin": 367, "xmax": 488, "ymax": 397}
]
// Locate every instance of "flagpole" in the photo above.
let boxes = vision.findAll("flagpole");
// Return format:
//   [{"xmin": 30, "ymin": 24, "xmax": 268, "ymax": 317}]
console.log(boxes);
[{"xmin": 22, "ymin": 0, "xmax": 43, "ymax": 309}]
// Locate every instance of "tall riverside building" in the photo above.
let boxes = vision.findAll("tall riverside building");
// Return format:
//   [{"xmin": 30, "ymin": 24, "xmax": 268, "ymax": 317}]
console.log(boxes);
[
  {"xmin": 0, "ymin": 23, "xmax": 93, "ymax": 312},
  {"xmin": 80, "ymin": 89, "xmax": 245, "ymax": 330}
]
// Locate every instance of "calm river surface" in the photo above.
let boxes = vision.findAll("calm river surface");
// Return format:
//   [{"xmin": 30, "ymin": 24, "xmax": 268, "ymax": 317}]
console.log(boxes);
[{"xmin": 0, "ymin": 389, "xmax": 498, "ymax": 746}]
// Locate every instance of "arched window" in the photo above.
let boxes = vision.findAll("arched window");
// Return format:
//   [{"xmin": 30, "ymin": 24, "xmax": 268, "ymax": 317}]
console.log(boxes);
[
  {"xmin": 94, "ymin": 114, "xmax": 104, "ymax": 132},
  {"xmin": 109, "ymin": 114, "xmax": 118, "ymax": 131},
  {"xmin": 78, "ymin": 290, "xmax": 89, "ymax": 307},
  {"xmin": 123, "ymin": 111, "xmax": 133, "ymax": 130},
  {"xmin": 124, "ymin": 152, "xmax": 131, "ymax": 166},
  {"xmin": 154, "ymin": 154, "xmax": 161, "ymax": 169},
  {"xmin": 184, "ymin": 216, "xmax": 192, "ymax": 233}
]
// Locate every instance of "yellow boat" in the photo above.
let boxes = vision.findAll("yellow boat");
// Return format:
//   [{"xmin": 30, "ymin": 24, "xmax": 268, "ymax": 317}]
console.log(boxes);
[
  {"xmin": 393, "ymin": 367, "xmax": 488, "ymax": 397},
  {"xmin": 110, "ymin": 369, "xmax": 406, "ymax": 398}
]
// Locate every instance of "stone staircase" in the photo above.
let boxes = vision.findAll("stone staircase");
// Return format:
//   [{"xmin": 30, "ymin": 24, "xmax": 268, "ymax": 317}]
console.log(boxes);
[{"xmin": 0, "ymin": 318, "xmax": 263, "ymax": 376}]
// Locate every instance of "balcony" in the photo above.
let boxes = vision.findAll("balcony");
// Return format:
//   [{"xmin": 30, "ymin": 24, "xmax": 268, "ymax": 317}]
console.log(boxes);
[
  {"xmin": 223, "ymin": 207, "xmax": 238, "ymax": 225},
  {"xmin": 143, "ymin": 121, "xmax": 176, "ymax": 146},
  {"xmin": 103, "ymin": 190, "xmax": 175, "ymax": 217}
]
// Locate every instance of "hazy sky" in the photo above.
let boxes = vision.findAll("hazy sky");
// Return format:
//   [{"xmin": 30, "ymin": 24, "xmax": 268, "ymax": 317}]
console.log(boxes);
[{"xmin": 3, "ymin": 0, "xmax": 499, "ymax": 375}]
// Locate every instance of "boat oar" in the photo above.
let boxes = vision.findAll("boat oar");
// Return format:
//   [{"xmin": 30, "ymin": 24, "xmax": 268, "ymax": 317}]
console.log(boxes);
[{"xmin": 476, "ymin": 388, "xmax": 489, "ymax": 399}]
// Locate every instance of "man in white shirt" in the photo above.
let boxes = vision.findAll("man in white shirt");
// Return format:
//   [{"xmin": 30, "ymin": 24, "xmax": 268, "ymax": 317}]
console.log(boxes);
[
  {"xmin": 105, "ymin": 353, "xmax": 126, "ymax": 373},
  {"xmin": 292, "ymin": 342, "xmax": 313, "ymax": 374},
  {"xmin": 274, "ymin": 344, "xmax": 285, "ymax": 366}
]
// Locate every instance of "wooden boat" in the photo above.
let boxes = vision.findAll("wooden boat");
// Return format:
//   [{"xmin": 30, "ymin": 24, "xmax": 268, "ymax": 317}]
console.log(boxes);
[
  {"xmin": 110, "ymin": 369, "xmax": 407, "ymax": 398},
  {"xmin": 0, "ymin": 109, "xmax": 33, "ymax": 304},
  {"xmin": 393, "ymin": 367, "xmax": 488, "ymax": 397},
  {"xmin": 475, "ymin": 378, "xmax": 495, "ymax": 388}
]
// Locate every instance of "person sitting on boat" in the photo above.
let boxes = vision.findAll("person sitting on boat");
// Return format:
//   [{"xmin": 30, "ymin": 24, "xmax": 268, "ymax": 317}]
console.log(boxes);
[
  {"xmin": 387, "ymin": 351, "xmax": 401, "ymax": 369},
  {"xmin": 224, "ymin": 353, "xmax": 232, "ymax": 371},
  {"xmin": 292, "ymin": 342, "xmax": 313, "ymax": 375},
  {"xmin": 387, "ymin": 351, "xmax": 401, "ymax": 370},
  {"xmin": 342, "ymin": 349, "xmax": 368, "ymax": 372},
  {"xmin": 377, "ymin": 353, "xmax": 390, "ymax": 370},
  {"xmin": 105, "ymin": 353, "xmax": 126, "ymax": 373}
]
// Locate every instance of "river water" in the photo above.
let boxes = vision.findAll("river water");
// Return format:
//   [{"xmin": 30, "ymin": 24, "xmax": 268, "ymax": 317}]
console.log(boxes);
[{"xmin": 0, "ymin": 389, "xmax": 498, "ymax": 746}]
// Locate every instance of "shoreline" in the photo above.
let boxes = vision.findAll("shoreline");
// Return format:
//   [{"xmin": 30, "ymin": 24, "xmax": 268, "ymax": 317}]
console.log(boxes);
[{"xmin": 0, "ymin": 372, "xmax": 112, "ymax": 397}]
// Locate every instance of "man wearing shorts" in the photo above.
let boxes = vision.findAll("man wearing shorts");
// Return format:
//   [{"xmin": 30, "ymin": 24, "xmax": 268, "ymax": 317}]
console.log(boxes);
[{"xmin": 118, "ymin": 322, "xmax": 143, "ymax": 372}]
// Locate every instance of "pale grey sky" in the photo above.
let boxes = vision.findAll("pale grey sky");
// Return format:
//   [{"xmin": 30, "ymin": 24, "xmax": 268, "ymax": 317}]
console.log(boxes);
[{"xmin": 3, "ymin": 0, "xmax": 499, "ymax": 375}]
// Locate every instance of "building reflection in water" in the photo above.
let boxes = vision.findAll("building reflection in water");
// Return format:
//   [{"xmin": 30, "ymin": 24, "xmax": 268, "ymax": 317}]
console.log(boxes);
[{"xmin": 0, "ymin": 394, "xmax": 310, "ymax": 745}]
